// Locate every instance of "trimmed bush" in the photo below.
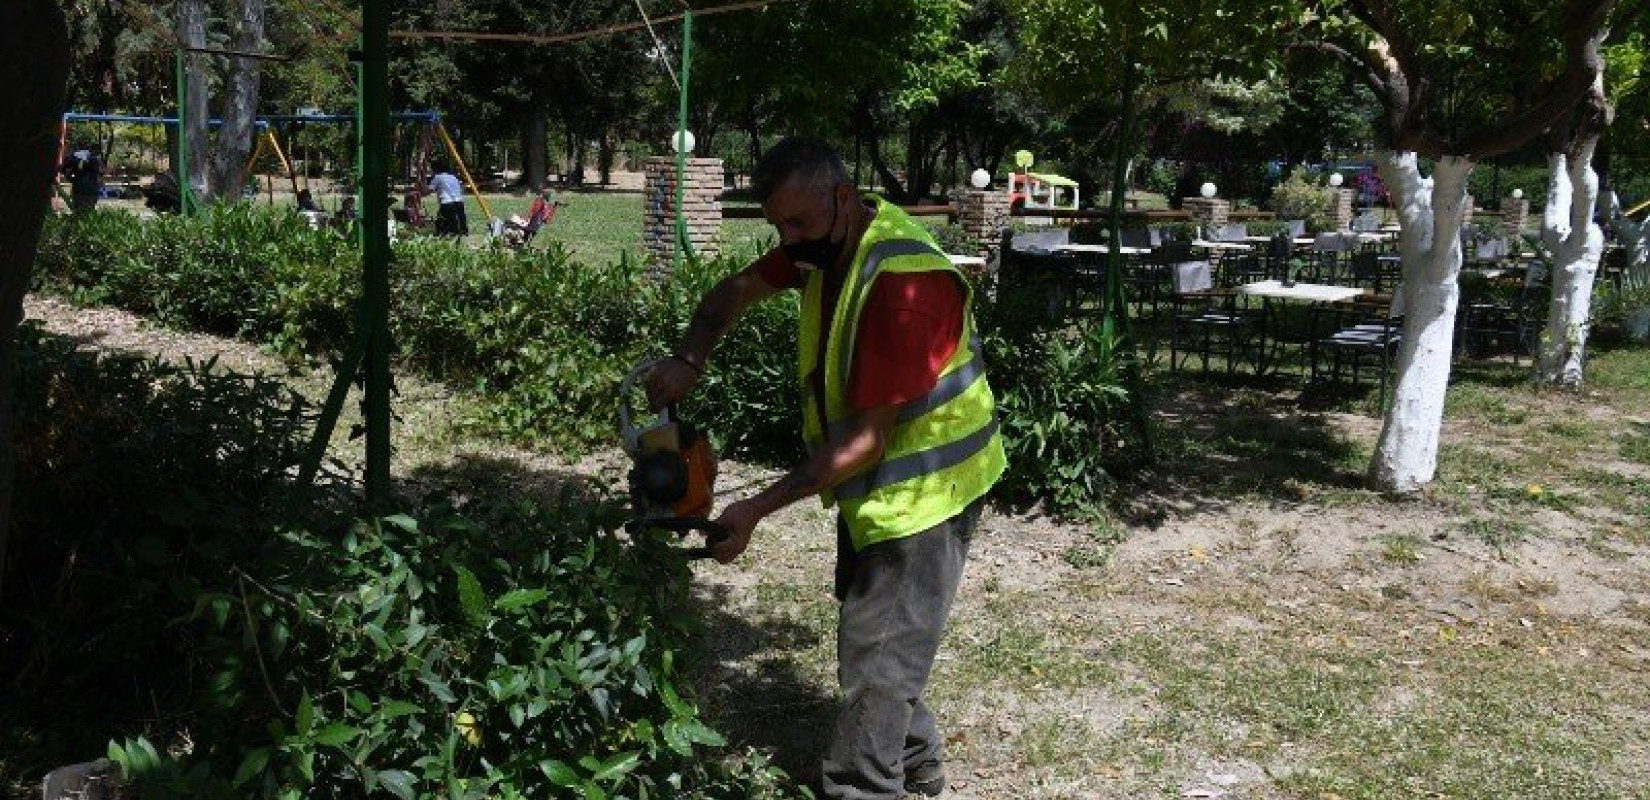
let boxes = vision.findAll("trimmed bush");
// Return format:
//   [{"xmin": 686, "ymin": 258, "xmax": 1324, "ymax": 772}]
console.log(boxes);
[{"xmin": 2, "ymin": 325, "xmax": 801, "ymax": 798}]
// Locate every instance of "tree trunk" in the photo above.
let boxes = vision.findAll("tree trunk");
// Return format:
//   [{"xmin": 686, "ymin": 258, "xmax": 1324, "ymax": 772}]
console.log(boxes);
[
  {"xmin": 210, "ymin": 0, "xmax": 264, "ymax": 201},
  {"xmin": 524, "ymin": 108, "xmax": 547, "ymax": 190},
  {"xmin": 1537, "ymin": 142, "xmax": 1606, "ymax": 387},
  {"xmin": 597, "ymin": 127, "xmax": 614, "ymax": 186},
  {"xmin": 867, "ymin": 134, "xmax": 904, "ymax": 200},
  {"xmin": 0, "ymin": 0, "xmax": 71, "ymax": 596},
  {"xmin": 1370, "ymin": 152, "xmax": 1474, "ymax": 493},
  {"xmin": 177, "ymin": 0, "xmax": 211, "ymax": 204}
]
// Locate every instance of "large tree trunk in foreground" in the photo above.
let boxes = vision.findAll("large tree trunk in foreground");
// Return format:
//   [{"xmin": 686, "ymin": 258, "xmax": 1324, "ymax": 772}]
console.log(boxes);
[
  {"xmin": 1371, "ymin": 152, "xmax": 1474, "ymax": 492},
  {"xmin": 1538, "ymin": 142, "xmax": 1606, "ymax": 387},
  {"xmin": 210, "ymin": 0, "xmax": 265, "ymax": 201},
  {"xmin": 0, "ymin": 0, "xmax": 71, "ymax": 596}
]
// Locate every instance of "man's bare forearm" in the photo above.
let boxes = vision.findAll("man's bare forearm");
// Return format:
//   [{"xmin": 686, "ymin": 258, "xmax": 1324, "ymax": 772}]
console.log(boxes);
[
  {"xmin": 743, "ymin": 409, "xmax": 894, "ymax": 520},
  {"xmin": 680, "ymin": 274, "xmax": 755, "ymax": 367}
]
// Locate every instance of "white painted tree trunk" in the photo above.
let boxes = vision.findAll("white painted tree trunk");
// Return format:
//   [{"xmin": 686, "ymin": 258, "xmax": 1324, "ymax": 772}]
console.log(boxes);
[
  {"xmin": 1370, "ymin": 152, "xmax": 1474, "ymax": 493},
  {"xmin": 1537, "ymin": 141, "xmax": 1606, "ymax": 387}
]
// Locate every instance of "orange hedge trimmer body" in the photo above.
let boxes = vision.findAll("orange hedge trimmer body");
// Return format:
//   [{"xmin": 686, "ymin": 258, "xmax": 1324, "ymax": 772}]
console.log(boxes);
[{"xmin": 620, "ymin": 360, "xmax": 728, "ymax": 559}]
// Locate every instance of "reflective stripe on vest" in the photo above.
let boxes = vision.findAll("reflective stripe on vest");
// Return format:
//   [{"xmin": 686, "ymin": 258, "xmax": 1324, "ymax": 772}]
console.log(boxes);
[
  {"xmin": 823, "ymin": 336, "xmax": 987, "ymax": 441},
  {"xmin": 834, "ymin": 415, "xmax": 1001, "ymax": 501}
]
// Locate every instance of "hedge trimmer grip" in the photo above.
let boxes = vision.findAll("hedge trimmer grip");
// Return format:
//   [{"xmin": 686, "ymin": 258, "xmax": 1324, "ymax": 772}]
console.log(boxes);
[{"xmin": 625, "ymin": 517, "xmax": 731, "ymax": 560}]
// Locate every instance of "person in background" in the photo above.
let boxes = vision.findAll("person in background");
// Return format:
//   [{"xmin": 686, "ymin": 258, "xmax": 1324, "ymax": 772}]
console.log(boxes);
[
  {"xmin": 429, "ymin": 159, "xmax": 468, "ymax": 238},
  {"xmin": 505, "ymin": 185, "xmax": 564, "ymax": 245},
  {"xmin": 61, "ymin": 141, "xmax": 104, "ymax": 213}
]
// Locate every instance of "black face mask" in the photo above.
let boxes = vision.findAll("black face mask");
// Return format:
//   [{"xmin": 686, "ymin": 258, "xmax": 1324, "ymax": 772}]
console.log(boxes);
[{"xmin": 782, "ymin": 192, "xmax": 845, "ymax": 271}]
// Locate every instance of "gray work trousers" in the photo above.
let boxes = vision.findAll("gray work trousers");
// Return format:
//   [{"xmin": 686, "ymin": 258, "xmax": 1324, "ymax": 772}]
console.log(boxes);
[{"xmin": 821, "ymin": 499, "xmax": 981, "ymax": 800}]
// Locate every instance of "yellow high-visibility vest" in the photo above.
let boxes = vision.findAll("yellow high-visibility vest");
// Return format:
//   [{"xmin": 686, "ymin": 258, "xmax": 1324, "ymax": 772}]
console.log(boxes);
[{"xmin": 800, "ymin": 195, "xmax": 1006, "ymax": 550}]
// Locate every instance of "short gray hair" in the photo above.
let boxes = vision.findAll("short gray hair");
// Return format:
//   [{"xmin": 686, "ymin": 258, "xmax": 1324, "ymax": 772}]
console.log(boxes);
[{"xmin": 752, "ymin": 136, "xmax": 850, "ymax": 203}]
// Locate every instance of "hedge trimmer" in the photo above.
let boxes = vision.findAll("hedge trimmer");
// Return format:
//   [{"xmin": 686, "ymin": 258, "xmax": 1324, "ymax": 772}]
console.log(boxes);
[{"xmin": 618, "ymin": 360, "xmax": 728, "ymax": 559}]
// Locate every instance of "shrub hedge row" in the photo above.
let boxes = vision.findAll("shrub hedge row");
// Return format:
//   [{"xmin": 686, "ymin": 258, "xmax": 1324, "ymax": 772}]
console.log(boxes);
[{"xmin": 32, "ymin": 203, "xmax": 1142, "ymax": 515}]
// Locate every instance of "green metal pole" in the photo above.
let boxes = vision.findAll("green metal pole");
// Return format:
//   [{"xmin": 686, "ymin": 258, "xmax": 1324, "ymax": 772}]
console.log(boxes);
[
  {"xmin": 673, "ymin": 11, "xmax": 694, "ymax": 273},
  {"xmin": 1106, "ymin": 59, "xmax": 1153, "ymax": 460},
  {"xmin": 174, "ymin": 50, "xmax": 194, "ymax": 215},
  {"xmin": 359, "ymin": 0, "xmax": 393, "ymax": 507}
]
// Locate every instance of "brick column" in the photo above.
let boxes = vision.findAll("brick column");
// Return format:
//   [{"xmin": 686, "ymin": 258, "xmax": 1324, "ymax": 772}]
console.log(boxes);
[
  {"xmin": 1503, "ymin": 197, "xmax": 1530, "ymax": 237},
  {"xmin": 1182, "ymin": 197, "xmax": 1230, "ymax": 232},
  {"xmin": 957, "ymin": 188, "xmax": 1011, "ymax": 259},
  {"xmin": 643, "ymin": 156, "xmax": 723, "ymax": 275},
  {"xmin": 1327, "ymin": 188, "xmax": 1355, "ymax": 231}
]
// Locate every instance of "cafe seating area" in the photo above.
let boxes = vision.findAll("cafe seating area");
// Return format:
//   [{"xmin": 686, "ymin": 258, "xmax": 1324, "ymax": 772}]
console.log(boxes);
[{"xmin": 987, "ymin": 219, "xmax": 1553, "ymax": 405}]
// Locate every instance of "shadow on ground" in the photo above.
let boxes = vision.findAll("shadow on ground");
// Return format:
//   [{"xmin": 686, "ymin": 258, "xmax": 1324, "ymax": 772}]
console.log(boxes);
[
  {"xmin": 1121, "ymin": 372, "xmax": 1373, "ymax": 528},
  {"xmin": 685, "ymin": 581, "xmax": 837, "ymax": 788}
]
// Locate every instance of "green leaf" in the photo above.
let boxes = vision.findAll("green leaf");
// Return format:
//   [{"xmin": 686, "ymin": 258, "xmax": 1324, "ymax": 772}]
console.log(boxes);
[
  {"xmin": 420, "ymin": 674, "xmax": 458, "ymax": 704},
  {"xmin": 378, "ymin": 769, "xmax": 416, "ymax": 800},
  {"xmin": 296, "ymin": 690, "xmax": 314, "ymax": 737},
  {"xmin": 313, "ymin": 723, "xmax": 361, "ymax": 746},
  {"xmin": 591, "ymin": 751, "xmax": 640, "ymax": 783},
  {"xmin": 453, "ymin": 565, "xmax": 489, "ymax": 627},
  {"xmin": 494, "ymin": 588, "xmax": 550, "ymax": 612},
  {"xmin": 380, "ymin": 699, "xmax": 422, "ymax": 718},
  {"xmin": 383, "ymin": 514, "xmax": 419, "ymax": 533},
  {"xmin": 233, "ymin": 748, "xmax": 271, "ymax": 787},
  {"xmin": 539, "ymin": 760, "xmax": 581, "ymax": 787}
]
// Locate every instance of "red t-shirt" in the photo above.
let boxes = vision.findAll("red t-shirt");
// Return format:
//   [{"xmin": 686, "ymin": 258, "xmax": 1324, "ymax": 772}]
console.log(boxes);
[{"xmin": 754, "ymin": 247, "xmax": 963, "ymax": 412}]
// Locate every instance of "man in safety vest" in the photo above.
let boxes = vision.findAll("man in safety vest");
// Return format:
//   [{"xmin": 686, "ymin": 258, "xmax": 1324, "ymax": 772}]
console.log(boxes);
[{"xmin": 647, "ymin": 137, "xmax": 1005, "ymax": 799}]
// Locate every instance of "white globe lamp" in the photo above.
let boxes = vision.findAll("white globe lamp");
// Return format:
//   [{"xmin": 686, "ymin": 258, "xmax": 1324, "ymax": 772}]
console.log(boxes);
[
  {"xmin": 1328, "ymin": 172, "xmax": 1344, "ymax": 187},
  {"xmin": 1512, "ymin": 188, "xmax": 1524, "ymax": 200},
  {"xmin": 671, "ymin": 129, "xmax": 696, "ymax": 154},
  {"xmin": 969, "ymin": 168, "xmax": 991, "ymax": 189},
  {"xmin": 1199, "ymin": 182, "xmax": 1217, "ymax": 199}
]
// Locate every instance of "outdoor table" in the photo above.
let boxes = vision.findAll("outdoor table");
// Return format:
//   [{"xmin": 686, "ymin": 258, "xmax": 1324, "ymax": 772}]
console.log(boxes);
[
  {"xmin": 1051, "ymin": 243, "xmax": 1151, "ymax": 255},
  {"xmin": 1239, "ymin": 280, "xmax": 1365, "ymax": 303},
  {"xmin": 1192, "ymin": 239, "xmax": 1254, "ymax": 252},
  {"xmin": 1238, "ymin": 280, "xmax": 1367, "ymax": 375}
]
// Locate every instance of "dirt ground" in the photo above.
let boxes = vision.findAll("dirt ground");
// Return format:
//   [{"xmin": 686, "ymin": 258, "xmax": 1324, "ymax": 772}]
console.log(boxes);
[{"xmin": 23, "ymin": 295, "xmax": 1650, "ymax": 799}]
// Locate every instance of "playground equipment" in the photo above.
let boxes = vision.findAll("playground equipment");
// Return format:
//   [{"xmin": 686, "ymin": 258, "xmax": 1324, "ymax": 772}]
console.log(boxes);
[
  {"xmin": 1005, "ymin": 149, "xmax": 1079, "ymax": 222},
  {"xmin": 58, "ymin": 110, "xmax": 493, "ymax": 224}
]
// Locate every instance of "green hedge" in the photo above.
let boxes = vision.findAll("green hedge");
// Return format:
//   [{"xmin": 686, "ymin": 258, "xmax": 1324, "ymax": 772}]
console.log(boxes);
[
  {"xmin": 3, "ymin": 324, "xmax": 800, "ymax": 798},
  {"xmin": 33, "ymin": 204, "xmax": 1141, "ymax": 516}
]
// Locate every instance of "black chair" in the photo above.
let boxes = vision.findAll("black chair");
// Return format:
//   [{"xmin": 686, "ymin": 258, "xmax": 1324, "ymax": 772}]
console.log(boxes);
[
  {"xmin": 1168, "ymin": 253, "xmax": 1260, "ymax": 375},
  {"xmin": 1349, "ymin": 251, "xmax": 1402, "ymax": 293},
  {"xmin": 998, "ymin": 228, "xmax": 1079, "ymax": 321},
  {"xmin": 1310, "ymin": 297, "xmax": 1404, "ymax": 407},
  {"xmin": 1456, "ymin": 270, "xmax": 1546, "ymax": 364}
]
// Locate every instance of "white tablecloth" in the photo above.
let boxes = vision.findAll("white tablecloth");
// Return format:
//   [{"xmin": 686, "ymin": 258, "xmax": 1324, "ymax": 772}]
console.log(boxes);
[{"xmin": 1238, "ymin": 281, "xmax": 1365, "ymax": 303}]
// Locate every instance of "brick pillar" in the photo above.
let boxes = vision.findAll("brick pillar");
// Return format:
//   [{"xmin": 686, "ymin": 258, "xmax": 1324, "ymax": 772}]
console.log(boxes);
[
  {"xmin": 643, "ymin": 156, "xmax": 723, "ymax": 276},
  {"xmin": 1327, "ymin": 187, "xmax": 1355, "ymax": 231},
  {"xmin": 1503, "ymin": 197, "xmax": 1530, "ymax": 237},
  {"xmin": 957, "ymin": 188, "xmax": 1011, "ymax": 259},
  {"xmin": 1182, "ymin": 197, "xmax": 1230, "ymax": 232}
]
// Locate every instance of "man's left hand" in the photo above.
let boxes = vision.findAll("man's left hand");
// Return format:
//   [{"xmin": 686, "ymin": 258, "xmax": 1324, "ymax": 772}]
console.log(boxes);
[{"xmin": 708, "ymin": 498, "xmax": 763, "ymax": 564}]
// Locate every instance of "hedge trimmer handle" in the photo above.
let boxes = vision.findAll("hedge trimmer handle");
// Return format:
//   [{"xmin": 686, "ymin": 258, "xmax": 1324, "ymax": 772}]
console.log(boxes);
[{"xmin": 626, "ymin": 517, "xmax": 731, "ymax": 560}]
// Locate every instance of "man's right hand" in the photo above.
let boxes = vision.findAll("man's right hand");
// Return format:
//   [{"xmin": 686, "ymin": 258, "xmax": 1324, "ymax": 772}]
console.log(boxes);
[{"xmin": 644, "ymin": 356, "xmax": 701, "ymax": 410}]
